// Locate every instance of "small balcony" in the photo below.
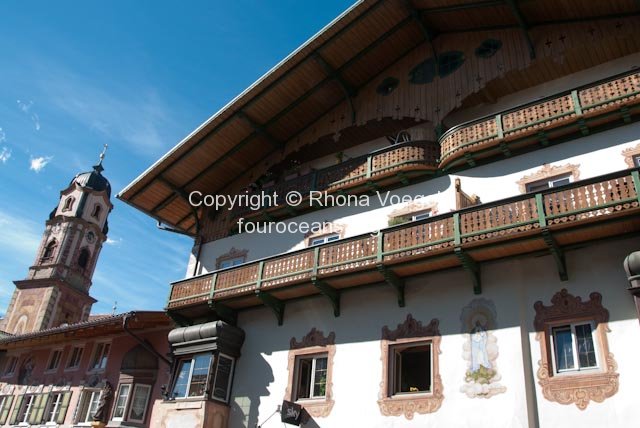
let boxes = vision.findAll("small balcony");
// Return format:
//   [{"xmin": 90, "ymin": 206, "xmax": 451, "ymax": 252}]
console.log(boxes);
[
  {"xmin": 231, "ymin": 141, "xmax": 439, "ymax": 220},
  {"xmin": 439, "ymin": 70, "xmax": 640, "ymax": 170},
  {"xmin": 168, "ymin": 168, "xmax": 640, "ymax": 321}
]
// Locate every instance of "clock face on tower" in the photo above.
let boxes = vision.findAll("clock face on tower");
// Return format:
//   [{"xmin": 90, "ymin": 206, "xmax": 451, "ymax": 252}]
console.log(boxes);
[{"xmin": 86, "ymin": 231, "xmax": 96, "ymax": 244}]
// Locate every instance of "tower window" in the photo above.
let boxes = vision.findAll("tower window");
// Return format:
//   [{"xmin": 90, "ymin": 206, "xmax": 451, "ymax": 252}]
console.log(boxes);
[
  {"xmin": 62, "ymin": 197, "xmax": 75, "ymax": 212},
  {"xmin": 78, "ymin": 249, "xmax": 90, "ymax": 270},
  {"xmin": 42, "ymin": 240, "xmax": 57, "ymax": 261},
  {"xmin": 91, "ymin": 204, "xmax": 102, "ymax": 220}
]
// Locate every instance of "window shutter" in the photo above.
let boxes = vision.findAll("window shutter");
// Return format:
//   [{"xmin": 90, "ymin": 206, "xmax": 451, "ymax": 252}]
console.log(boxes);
[
  {"xmin": 56, "ymin": 392, "xmax": 72, "ymax": 424},
  {"xmin": 212, "ymin": 355, "xmax": 234, "ymax": 402},
  {"xmin": 28, "ymin": 394, "xmax": 43, "ymax": 424},
  {"xmin": 34, "ymin": 393, "xmax": 50, "ymax": 424},
  {"xmin": 73, "ymin": 389, "xmax": 86, "ymax": 424},
  {"xmin": 0, "ymin": 396, "xmax": 14, "ymax": 425},
  {"xmin": 9, "ymin": 395, "xmax": 24, "ymax": 425}
]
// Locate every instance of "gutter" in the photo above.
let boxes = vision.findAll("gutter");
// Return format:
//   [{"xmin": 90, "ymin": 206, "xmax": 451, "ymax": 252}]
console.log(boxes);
[{"xmin": 122, "ymin": 313, "xmax": 171, "ymax": 366}]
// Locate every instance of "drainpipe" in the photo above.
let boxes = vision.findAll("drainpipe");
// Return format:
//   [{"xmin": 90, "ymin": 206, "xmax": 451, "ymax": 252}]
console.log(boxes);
[{"xmin": 122, "ymin": 313, "xmax": 171, "ymax": 366}]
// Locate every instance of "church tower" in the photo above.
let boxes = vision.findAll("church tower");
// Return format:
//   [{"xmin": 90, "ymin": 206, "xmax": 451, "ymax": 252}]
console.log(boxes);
[{"xmin": 0, "ymin": 147, "xmax": 113, "ymax": 334}]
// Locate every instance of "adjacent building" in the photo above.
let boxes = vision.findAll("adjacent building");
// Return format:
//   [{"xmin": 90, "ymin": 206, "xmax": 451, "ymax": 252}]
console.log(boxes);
[
  {"xmin": 0, "ymin": 158, "xmax": 173, "ymax": 427},
  {"xmin": 116, "ymin": 1, "xmax": 640, "ymax": 427}
]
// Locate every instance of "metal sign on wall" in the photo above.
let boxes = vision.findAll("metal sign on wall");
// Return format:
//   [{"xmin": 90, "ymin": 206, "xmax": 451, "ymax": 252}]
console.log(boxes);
[{"xmin": 281, "ymin": 400, "xmax": 303, "ymax": 426}]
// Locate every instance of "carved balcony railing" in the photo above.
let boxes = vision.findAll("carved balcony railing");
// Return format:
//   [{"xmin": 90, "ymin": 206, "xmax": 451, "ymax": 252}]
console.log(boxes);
[
  {"xmin": 230, "ymin": 141, "xmax": 439, "ymax": 220},
  {"xmin": 168, "ymin": 168, "xmax": 640, "ymax": 315},
  {"xmin": 439, "ymin": 70, "xmax": 640, "ymax": 169}
]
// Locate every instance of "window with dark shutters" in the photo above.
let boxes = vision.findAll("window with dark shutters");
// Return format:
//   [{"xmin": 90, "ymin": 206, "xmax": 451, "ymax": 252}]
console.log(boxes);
[{"xmin": 212, "ymin": 354, "xmax": 235, "ymax": 403}]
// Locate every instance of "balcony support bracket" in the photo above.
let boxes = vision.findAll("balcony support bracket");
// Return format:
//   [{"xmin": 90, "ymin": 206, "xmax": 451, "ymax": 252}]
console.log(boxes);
[
  {"xmin": 377, "ymin": 264, "xmax": 406, "ymax": 307},
  {"xmin": 537, "ymin": 131, "xmax": 549, "ymax": 146},
  {"xmin": 541, "ymin": 229, "xmax": 568, "ymax": 281},
  {"xmin": 397, "ymin": 171, "xmax": 410, "ymax": 185},
  {"xmin": 464, "ymin": 152, "xmax": 476, "ymax": 167},
  {"xmin": 208, "ymin": 300, "xmax": 238, "ymax": 326},
  {"xmin": 256, "ymin": 291, "xmax": 285, "ymax": 326},
  {"xmin": 499, "ymin": 142, "xmax": 511, "ymax": 157},
  {"xmin": 621, "ymin": 106, "xmax": 631, "ymax": 124},
  {"xmin": 312, "ymin": 279, "xmax": 341, "ymax": 317},
  {"xmin": 578, "ymin": 118, "xmax": 589, "ymax": 136},
  {"xmin": 455, "ymin": 248, "xmax": 481, "ymax": 294},
  {"xmin": 367, "ymin": 181, "xmax": 380, "ymax": 192}
]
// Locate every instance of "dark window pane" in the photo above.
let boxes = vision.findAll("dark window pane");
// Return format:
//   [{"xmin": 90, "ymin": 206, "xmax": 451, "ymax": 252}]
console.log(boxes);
[
  {"xmin": 575, "ymin": 324, "xmax": 597, "ymax": 368},
  {"xmin": 395, "ymin": 345, "xmax": 431, "ymax": 394},
  {"xmin": 553, "ymin": 327, "xmax": 575, "ymax": 371},
  {"xmin": 296, "ymin": 359, "xmax": 312, "ymax": 399},
  {"xmin": 171, "ymin": 360, "xmax": 192, "ymax": 398}
]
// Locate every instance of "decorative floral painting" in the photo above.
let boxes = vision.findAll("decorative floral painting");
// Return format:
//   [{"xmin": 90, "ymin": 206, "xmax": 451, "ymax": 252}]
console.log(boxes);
[{"xmin": 460, "ymin": 298, "xmax": 506, "ymax": 398}]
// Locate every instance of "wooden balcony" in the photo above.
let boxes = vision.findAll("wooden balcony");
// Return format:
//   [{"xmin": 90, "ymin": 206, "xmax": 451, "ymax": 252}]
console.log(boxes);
[
  {"xmin": 439, "ymin": 70, "xmax": 640, "ymax": 170},
  {"xmin": 168, "ymin": 168, "xmax": 640, "ymax": 323},
  {"xmin": 231, "ymin": 141, "xmax": 439, "ymax": 220}
]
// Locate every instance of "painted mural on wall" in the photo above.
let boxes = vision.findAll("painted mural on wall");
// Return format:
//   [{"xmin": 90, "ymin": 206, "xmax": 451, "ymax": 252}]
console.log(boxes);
[{"xmin": 460, "ymin": 298, "xmax": 506, "ymax": 398}]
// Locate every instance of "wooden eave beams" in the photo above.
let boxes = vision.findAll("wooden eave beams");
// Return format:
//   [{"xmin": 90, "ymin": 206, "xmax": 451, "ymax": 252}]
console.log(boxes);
[
  {"xmin": 157, "ymin": 176, "xmax": 200, "ymax": 235},
  {"xmin": 419, "ymin": 0, "xmax": 505, "ymax": 14},
  {"xmin": 506, "ymin": 0, "xmax": 536, "ymax": 59},
  {"xmin": 236, "ymin": 111, "xmax": 284, "ymax": 149},
  {"xmin": 313, "ymin": 52, "xmax": 358, "ymax": 124},
  {"xmin": 405, "ymin": 0, "xmax": 438, "ymax": 60}
]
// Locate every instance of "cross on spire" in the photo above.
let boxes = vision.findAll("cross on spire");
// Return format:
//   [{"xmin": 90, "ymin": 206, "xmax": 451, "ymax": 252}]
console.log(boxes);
[{"xmin": 94, "ymin": 144, "xmax": 108, "ymax": 173}]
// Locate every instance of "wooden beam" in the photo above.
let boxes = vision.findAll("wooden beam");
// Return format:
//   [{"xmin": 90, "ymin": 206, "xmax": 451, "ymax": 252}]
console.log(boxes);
[
  {"xmin": 405, "ymin": 0, "xmax": 438, "ymax": 60},
  {"xmin": 418, "ymin": 0, "xmax": 505, "ymax": 14},
  {"xmin": 208, "ymin": 301, "xmax": 238, "ymax": 325},
  {"xmin": 312, "ymin": 279, "xmax": 341, "ymax": 317},
  {"xmin": 313, "ymin": 53, "xmax": 357, "ymax": 124},
  {"xmin": 541, "ymin": 229, "xmax": 568, "ymax": 281},
  {"xmin": 237, "ymin": 111, "xmax": 283, "ymax": 148},
  {"xmin": 506, "ymin": 0, "xmax": 536, "ymax": 59},
  {"xmin": 454, "ymin": 248, "xmax": 482, "ymax": 294},
  {"xmin": 377, "ymin": 265, "xmax": 405, "ymax": 307},
  {"xmin": 256, "ymin": 291, "xmax": 285, "ymax": 326}
]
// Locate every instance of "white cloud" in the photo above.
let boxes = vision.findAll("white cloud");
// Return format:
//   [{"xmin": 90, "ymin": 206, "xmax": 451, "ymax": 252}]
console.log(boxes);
[
  {"xmin": 105, "ymin": 237, "xmax": 122, "ymax": 246},
  {"xmin": 0, "ymin": 147, "xmax": 10, "ymax": 164},
  {"xmin": 29, "ymin": 155, "xmax": 53, "ymax": 172},
  {"xmin": 16, "ymin": 100, "xmax": 41, "ymax": 131}
]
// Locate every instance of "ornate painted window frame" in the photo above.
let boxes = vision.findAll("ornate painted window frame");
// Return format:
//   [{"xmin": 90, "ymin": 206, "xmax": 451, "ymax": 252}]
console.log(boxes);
[
  {"xmin": 516, "ymin": 163, "xmax": 580, "ymax": 194},
  {"xmin": 378, "ymin": 314, "xmax": 443, "ymax": 419},
  {"xmin": 284, "ymin": 328, "xmax": 336, "ymax": 418},
  {"xmin": 215, "ymin": 247, "xmax": 248, "ymax": 270},
  {"xmin": 387, "ymin": 201, "xmax": 438, "ymax": 226},
  {"xmin": 622, "ymin": 143, "xmax": 640, "ymax": 168},
  {"xmin": 533, "ymin": 289, "xmax": 619, "ymax": 409}
]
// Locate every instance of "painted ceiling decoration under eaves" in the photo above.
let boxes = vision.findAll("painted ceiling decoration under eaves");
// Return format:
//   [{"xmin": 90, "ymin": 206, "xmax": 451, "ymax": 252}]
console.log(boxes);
[{"xmin": 117, "ymin": 0, "xmax": 640, "ymax": 237}]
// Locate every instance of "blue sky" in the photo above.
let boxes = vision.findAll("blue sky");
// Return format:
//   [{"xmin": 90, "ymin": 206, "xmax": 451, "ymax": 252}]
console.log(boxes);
[{"xmin": 0, "ymin": 0, "xmax": 354, "ymax": 315}]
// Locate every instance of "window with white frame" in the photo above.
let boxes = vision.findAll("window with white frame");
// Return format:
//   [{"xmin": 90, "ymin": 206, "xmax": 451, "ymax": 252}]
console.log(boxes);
[
  {"xmin": 89, "ymin": 343, "xmax": 110, "ymax": 371},
  {"xmin": 76, "ymin": 389, "xmax": 101, "ymax": 423},
  {"xmin": 14, "ymin": 394, "xmax": 37, "ymax": 424},
  {"xmin": 66, "ymin": 346, "xmax": 83, "ymax": 369},
  {"xmin": 127, "ymin": 384, "xmax": 152, "ymax": 423},
  {"xmin": 218, "ymin": 257, "xmax": 245, "ymax": 269},
  {"xmin": 294, "ymin": 354, "xmax": 328, "ymax": 400},
  {"xmin": 170, "ymin": 353, "xmax": 213, "ymax": 398},
  {"xmin": 389, "ymin": 342, "xmax": 432, "ymax": 395},
  {"xmin": 411, "ymin": 210, "xmax": 432, "ymax": 221},
  {"xmin": 44, "ymin": 392, "xmax": 71, "ymax": 424},
  {"xmin": 112, "ymin": 384, "xmax": 131, "ymax": 420},
  {"xmin": 551, "ymin": 321, "xmax": 599, "ymax": 373},
  {"xmin": 309, "ymin": 234, "xmax": 340, "ymax": 246},
  {"xmin": 3, "ymin": 356, "xmax": 18, "ymax": 376},
  {"xmin": 525, "ymin": 174, "xmax": 571, "ymax": 192},
  {"xmin": 46, "ymin": 349, "xmax": 63, "ymax": 372}
]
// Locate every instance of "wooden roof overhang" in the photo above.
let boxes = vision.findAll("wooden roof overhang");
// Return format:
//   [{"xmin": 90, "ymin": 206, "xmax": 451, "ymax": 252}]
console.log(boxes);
[
  {"xmin": 0, "ymin": 311, "xmax": 171, "ymax": 350},
  {"xmin": 117, "ymin": 0, "xmax": 640, "ymax": 236}
]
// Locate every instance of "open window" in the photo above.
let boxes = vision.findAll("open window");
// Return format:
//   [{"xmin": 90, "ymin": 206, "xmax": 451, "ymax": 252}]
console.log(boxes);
[
  {"xmin": 66, "ymin": 346, "xmax": 84, "ymax": 370},
  {"xmin": 167, "ymin": 321, "xmax": 244, "ymax": 404},
  {"xmin": 76, "ymin": 388, "xmax": 102, "ymax": 424},
  {"xmin": 46, "ymin": 349, "xmax": 63, "ymax": 372},
  {"xmin": 91, "ymin": 204, "xmax": 102, "ymax": 220},
  {"xmin": 43, "ymin": 391, "xmax": 72, "ymax": 424},
  {"xmin": 78, "ymin": 248, "xmax": 91, "ymax": 271},
  {"xmin": 378, "ymin": 315, "xmax": 443, "ymax": 419},
  {"xmin": 62, "ymin": 196, "xmax": 75, "ymax": 212},
  {"xmin": 285, "ymin": 328, "xmax": 335, "ymax": 418},
  {"xmin": 2, "ymin": 356, "xmax": 18, "ymax": 377},
  {"xmin": 534, "ymin": 289, "xmax": 619, "ymax": 409}
]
